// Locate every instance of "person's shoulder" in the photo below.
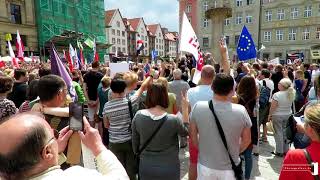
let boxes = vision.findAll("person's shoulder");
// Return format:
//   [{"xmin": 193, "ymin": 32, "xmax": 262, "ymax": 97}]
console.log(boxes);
[
  {"xmin": 283, "ymin": 149, "xmax": 306, "ymax": 163},
  {"xmin": 231, "ymin": 103, "xmax": 247, "ymax": 112}
]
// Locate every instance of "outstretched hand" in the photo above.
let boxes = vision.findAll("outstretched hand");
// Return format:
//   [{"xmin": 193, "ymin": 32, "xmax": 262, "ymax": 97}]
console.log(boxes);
[{"xmin": 219, "ymin": 38, "xmax": 227, "ymax": 55}]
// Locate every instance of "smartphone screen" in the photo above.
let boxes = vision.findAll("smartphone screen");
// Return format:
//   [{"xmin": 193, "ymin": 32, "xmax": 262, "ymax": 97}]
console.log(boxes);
[{"xmin": 69, "ymin": 102, "xmax": 84, "ymax": 131}]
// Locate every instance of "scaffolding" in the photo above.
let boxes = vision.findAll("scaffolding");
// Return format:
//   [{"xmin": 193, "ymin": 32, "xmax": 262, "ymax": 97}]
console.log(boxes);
[{"xmin": 35, "ymin": 0, "xmax": 107, "ymax": 61}]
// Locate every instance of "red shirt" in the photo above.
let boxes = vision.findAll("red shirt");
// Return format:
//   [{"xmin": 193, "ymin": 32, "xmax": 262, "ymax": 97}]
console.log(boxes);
[{"xmin": 279, "ymin": 141, "xmax": 320, "ymax": 180}]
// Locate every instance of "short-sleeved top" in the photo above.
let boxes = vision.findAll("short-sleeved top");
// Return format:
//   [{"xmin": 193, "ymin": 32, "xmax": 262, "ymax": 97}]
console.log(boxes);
[
  {"xmin": 103, "ymin": 95, "xmax": 140, "ymax": 143},
  {"xmin": 191, "ymin": 100, "xmax": 252, "ymax": 170},
  {"xmin": 7, "ymin": 82, "xmax": 28, "ymax": 107},
  {"xmin": 279, "ymin": 141, "xmax": 320, "ymax": 180},
  {"xmin": 0, "ymin": 98, "xmax": 17, "ymax": 122},
  {"xmin": 272, "ymin": 90, "xmax": 293, "ymax": 116},
  {"xmin": 83, "ymin": 71, "xmax": 103, "ymax": 101},
  {"xmin": 187, "ymin": 85, "xmax": 213, "ymax": 109},
  {"xmin": 165, "ymin": 93, "xmax": 176, "ymax": 114},
  {"xmin": 258, "ymin": 78, "xmax": 275, "ymax": 102}
]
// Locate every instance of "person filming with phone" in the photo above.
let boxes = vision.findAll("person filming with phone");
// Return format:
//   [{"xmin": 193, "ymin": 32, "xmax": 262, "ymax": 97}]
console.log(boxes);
[{"xmin": 0, "ymin": 112, "xmax": 129, "ymax": 180}]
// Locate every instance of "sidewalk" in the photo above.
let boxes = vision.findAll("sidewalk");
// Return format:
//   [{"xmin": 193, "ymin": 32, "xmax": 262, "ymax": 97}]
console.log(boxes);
[{"xmin": 179, "ymin": 132, "xmax": 283, "ymax": 180}]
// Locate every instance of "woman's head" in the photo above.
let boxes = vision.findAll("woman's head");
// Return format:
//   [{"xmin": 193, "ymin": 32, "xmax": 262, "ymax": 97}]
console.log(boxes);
[
  {"xmin": 156, "ymin": 77, "xmax": 169, "ymax": 90},
  {"xmin": 295, "ymin": 70, "xmax": 304, "ymax": 79},
  {"xmin": 124, "ymin": 72, "xmax": 138, "ymax": 91},
  {"xmin": 278, "ymin": 78, "xmax": 295, "ymax": 101},
  {"xmin": 145, "ymin": 82, "xmax": 169, "ymax": 109},
  {"xmin": 237, "ymin": 75, "xmax": 258, "ymax": 100},
  {"xmin": 101, "ymin": 76, "xmax": 111, "ymax": 89},
  {"xmin": 304, "ymin": 104, "xmax": 320, "ymax": 141},
  {"xmin": 0, "ymin": 76, "xmax": 14, "ymax": 94}
]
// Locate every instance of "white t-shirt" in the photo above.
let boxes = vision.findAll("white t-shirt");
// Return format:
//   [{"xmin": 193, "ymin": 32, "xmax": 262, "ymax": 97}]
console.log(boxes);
[
  {"xmin": 272, "ymin": 90, "xmax": 293, "ymax": 116},
  {"xmin": 259, "ymin": 78, "xmax": 274, "ymax": 102}
]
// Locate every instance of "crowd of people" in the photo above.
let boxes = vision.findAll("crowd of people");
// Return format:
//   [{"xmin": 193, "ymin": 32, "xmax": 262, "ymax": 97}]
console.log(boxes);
[{"xmin": 0, "ymin": 41, "xmax": 320, "ymax": 180}]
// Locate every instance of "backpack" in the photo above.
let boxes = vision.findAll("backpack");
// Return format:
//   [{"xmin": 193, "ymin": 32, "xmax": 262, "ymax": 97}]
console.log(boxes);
[
  {"xmin": 259, "ymin": 80, "xmax": 271, "ymax": 108},
  {"xmin": 285, "ymin": 103, "xmax": 308, "ymax": 144}
]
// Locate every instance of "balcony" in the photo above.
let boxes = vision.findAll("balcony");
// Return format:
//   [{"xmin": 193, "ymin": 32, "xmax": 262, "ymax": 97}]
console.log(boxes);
[{"xmin": 205, "ymin": 0, "xmax": 232, "ymax": 19}]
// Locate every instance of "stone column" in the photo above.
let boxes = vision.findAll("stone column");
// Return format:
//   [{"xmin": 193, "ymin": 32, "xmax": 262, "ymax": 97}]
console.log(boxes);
[{"xmin": 205, "ymin": 2, "xmax": 232, "ymax": 64}]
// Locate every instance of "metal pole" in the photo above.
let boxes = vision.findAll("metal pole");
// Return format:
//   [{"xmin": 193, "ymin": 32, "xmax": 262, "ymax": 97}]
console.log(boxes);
[{"xmin": 257, "ymin": 0, "xmax": 262, "ymax": 59}]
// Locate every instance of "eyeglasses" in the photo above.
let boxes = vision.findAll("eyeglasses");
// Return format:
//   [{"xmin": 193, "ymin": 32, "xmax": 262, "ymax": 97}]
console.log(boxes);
[{"xmin": 40, "ymin": 129, "xmax": 59, "ymax": 154}]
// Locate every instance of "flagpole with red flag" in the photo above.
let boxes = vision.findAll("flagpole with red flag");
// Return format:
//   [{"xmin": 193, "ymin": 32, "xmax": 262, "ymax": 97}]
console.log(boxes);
[
  {"xmin": 64, "ymin": 50, "xmax": 74, "ymax": 72},
  {"xmin": 8, "ymin": 41, "xmax": 19, "ymax": 68},
  {"xmin": 16, "ymin": 30, "xmax": 25, "ymax": 61},
  {"xmin": 93, "ymin": 39, "xmax": 99, "ymax": 62}
]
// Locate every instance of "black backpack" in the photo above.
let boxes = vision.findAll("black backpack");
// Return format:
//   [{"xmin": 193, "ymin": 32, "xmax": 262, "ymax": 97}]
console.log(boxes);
[
  {"xmin": 259, "ymin": 80, "xmax": 271, "ymax": 108},
  {"xmin": 285, "ymin": 103, "xmax": 308, "ymax": 144}
]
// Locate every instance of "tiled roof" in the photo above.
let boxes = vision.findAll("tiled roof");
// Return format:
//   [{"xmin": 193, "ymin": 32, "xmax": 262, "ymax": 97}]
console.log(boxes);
[
  {"xmin": 105, "ymin": 9, "xmax": 116, "ymax": 26},
  {"xmin": 165, "ymin": 32, "xmax": 177, "ymax": 41},
  {"xmin": 127, "ymin": 18, "xmax": 141, "ymax": 31},
  {"xmin": 147, "ymin": 24, "xmax": 159, "ymax": 36}
]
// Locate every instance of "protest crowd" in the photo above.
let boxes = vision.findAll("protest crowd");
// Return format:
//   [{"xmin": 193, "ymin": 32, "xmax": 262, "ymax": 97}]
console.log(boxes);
[{"xmin": 1, "ymin": 12, "xmax": 320, "ymax": 179}]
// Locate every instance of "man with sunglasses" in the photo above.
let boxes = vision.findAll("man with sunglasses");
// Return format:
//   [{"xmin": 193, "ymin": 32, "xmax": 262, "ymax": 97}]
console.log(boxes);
[{"xmin": 0, "ymin": 112, "xmax": 129, "ymax": 180}]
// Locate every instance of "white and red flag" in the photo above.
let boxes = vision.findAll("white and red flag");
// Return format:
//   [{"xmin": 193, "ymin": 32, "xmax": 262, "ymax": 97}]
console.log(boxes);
[
  {"xmin": 8, "ymin": 41, "xmax": 19, "ymax": 68},
  {"xmin": 136, "ymin": 36, "xmax": 144, "ymax": 55},
  {"xmin": 179, "ymin": 13, "xmax": 203, "ymax": 83},
  {"xmin": 16, "ymin": 30, "xmax": 24, "ymax": 61}
]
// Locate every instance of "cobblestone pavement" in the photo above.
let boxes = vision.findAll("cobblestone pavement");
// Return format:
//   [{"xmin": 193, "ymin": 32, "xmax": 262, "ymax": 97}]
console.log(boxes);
[{"xmin": 179, "ymin": 132, "xmax": 283, "ymax": 180}]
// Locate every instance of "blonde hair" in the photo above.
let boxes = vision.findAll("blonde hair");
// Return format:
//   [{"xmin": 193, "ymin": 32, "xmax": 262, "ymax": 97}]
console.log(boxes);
[
  {"xmin": 101, "ymin": 76, "xmax": 111, "ymax": 88},
  {"xmin": 124, "ymin": 72, "xmax": 138, "ymax": 87},
  {"xmin": 305, "ymin": 104, "xmax": 320, "ymax": 138},
  {"xmin": 156, "ymin": 77, "xmax": 169, "ymax": 90},
  {"xmin": 279, "ymin": 78, "xmax": 295, "ymax": 101},
  {"xmin": 295, "ymin": 70, "xmax": 304, "ymax": 80}
]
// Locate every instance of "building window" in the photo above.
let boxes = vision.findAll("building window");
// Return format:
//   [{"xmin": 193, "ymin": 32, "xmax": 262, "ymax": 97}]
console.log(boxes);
[
  {"xmin": 118, "ymin": 47, "xmax": 121, "ymax": 52},
  {"xmin": 235, "ymin": 35, "xmax": 240, "ymax": 45},
  {"xmin": 225, "ymin": 36, "xmax": 230, "ymax": 45},
  {"xmin": 304, "ymin": 5, "xmax": 312, "ymax": 17},
  {"xmin": 203, "ymin": 37, "xmax": 209, "ymax": 47},
  {"xmin": 224, "ymin": 18, "xmax": 230, "ymax": 26},
  {"xmin": 10, "ymin": 4, "xmax": 22, "ymax": 24},
  {"xmin": 188, "ymin": 16, "xmax": 191, "ymax": 23},
  {"xmin": 303, "ymin": 27, "xmax": 310, "ymax": 40},
  {"xmin": 112, "ymin": 38, "xmax": 116, "ymax": 44},
  {"xmin": 275, "ymin": 53, "xmax": 282, "ymax": 58},
  {"xmin": 276, "ymin": 30, "xmax": 284, "ymax": 41},
  {"xmin": 316, "ymin": 27, "xmax": 320, "ymax": 39},
  {"xmin": 246, "ymin": 15, "xmax": 253, "ymax": 23},
  {"xmin": 277, "ymin": 9, "xmax": 285, "ymax": 20},
  {"xmin": 291, "ymin": 7, "xmax": 299, "ymax": 19},
  {"xmin": 122, "ymin": 31, "xmax": 125, "ymax": 37},
  {"xmin": 235, "ymin": 13, "xmax": 242, "ymax": 24},
  {"xmin": 247, "ymin": 0, "xmax": 254, "ymax": 5},
  {"xmin": 145, "ymin": 36, "xmax": 148, "ymax": 41},
  {"xmin": 117, "ymin": 30, "xmax": 120, "ymax": 36},
  {"xmin": 264, "ymin": 31, "xmax": 271, "ymax": 42},
  {"xmin": 203, "ymin": 1, "xmax": 208, "ymax": 11},
  {"xmin": 203, "ymin": 18, "xmax": 209, "ymax": 27},
  {"xmin": 236, "ymin": 0, "xmax": 243, "ymax": 7},
  {"xmin": 186, "ymin": 5, "xmax": 192, "ymax": 13},
  {"xmin": 117, "ymin": 38, "xmax": 120, "ymax": 44},
  {"xmin": 265, "ymin": 10, "xmax": 272, "ymax": 21},
  {"xmin": 122, "ymin": 39, "xmax": 125, "ymax": 45},
  {"xmin": 122, "ymin": 48, "xmax": 126, "ymax": 53},
  {"xmin": 112, "ymin": 29, "xmax": 115, "ymax": 35},
  {"xmin": 288, "ymin": 28, "xmax": 297, "ymax": 41},
  {"xmin": 116, "ymin": 21, "xmax": 120, "ymax": 27},
  {"xmin": 112, "ymin": 46, "xmax": 116, "ymax": 52}
]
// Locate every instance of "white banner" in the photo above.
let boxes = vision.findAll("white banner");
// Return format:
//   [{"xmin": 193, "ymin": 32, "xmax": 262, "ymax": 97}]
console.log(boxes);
[
  {"xmin": 269, "ymin": 57, "xmax": 279, "ymax": 65},
  {"xmin": 109, "ymin": 63, "xmax": 130, "ymax": 77}
]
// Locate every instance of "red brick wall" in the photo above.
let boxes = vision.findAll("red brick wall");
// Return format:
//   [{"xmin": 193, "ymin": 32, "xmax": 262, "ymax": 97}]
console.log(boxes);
[{"xmin": 179, "ymin": 0, "xmax": 198, "ymax": 33}]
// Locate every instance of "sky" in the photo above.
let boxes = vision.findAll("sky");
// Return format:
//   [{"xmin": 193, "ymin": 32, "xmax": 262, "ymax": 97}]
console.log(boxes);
[{"xmin": 104, "ymin": 0, "xmax": 179, "ymax": 32}]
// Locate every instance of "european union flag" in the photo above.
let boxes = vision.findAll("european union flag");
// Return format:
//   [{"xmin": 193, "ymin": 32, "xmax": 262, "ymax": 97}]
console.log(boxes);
[{"xmin": 237, "ymin": 26, "xmax": 257, "ymax": 61}]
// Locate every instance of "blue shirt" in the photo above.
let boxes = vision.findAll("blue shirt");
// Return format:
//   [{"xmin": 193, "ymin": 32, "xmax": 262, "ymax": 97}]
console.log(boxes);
[{"xmin": 187, "ymin": 85, "xmax": 214, "ymax": 109}]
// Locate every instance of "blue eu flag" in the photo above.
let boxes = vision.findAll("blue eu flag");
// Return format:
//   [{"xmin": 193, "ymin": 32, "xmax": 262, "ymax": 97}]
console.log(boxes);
[{"xmin": 237, "ymin": 26, "xmax": 257, "ymax": 61}]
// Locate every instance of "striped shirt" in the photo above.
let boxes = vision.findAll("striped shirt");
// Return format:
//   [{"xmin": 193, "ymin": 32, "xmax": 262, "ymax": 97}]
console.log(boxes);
[{"xmin": 103, "ymin": 95, "xmax": 140, "ymax": 143}]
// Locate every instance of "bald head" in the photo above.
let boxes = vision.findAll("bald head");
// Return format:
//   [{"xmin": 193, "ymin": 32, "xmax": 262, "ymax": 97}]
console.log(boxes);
[
  {"xmin": 0, "ymin": 113, "xmax": 49, "ymax": 178},
  {"xmin": 201, "ymin": 65, "xmax": 215, "ymax": 81}
]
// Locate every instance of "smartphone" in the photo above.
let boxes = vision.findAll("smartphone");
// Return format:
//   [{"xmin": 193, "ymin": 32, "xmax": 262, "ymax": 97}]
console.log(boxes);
[{"xmin": 69, "ymin": 102, "xmax": 84, "ymax": 131}]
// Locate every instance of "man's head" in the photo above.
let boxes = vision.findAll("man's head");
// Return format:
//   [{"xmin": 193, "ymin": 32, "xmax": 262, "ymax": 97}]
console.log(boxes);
[
  {"xmin": 38, "ymin": 75, "xmax": 67, "ymax": 107},
  {"xmin": 0, "ymin": 113, "xmax": 59, "ymax": 179},
  {"xmin": 110, "ymin": 73, "xmax": 127, "ymax": 94},
  {"xmin": 173, "ymin": 69, "xmax": 182, "ymax": 80},
  {"xmin": 91, "ymin": 61, "xmax": 100, "ymax": 69},
  {"xmin": 260, "ymin": 69, "xmax": 271, "ymax": 79},
  {"xmin": 211, "ymin": 73, "xmax": 235, "ymax": 97},
  {"xmin": 201, "ymin": 65, "xmax": 215, "ymax": 84},
  {"xmin": 38, "ymin": 67, "xmax": 51, "ymax": 78},
  {"xmin": 14, "ymin": 69, "xmax": 28, "ymax": 83}
]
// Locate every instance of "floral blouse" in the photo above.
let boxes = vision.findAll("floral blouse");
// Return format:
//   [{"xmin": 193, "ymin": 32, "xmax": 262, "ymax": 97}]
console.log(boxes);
[{"xmin": 0, "ymin": 98, "xmax": 17, "ymax": 122}]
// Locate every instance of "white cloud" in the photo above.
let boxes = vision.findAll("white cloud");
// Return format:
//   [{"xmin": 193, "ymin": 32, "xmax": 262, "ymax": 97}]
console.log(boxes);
[{"xmin": 104, "ymin": 0, "xmax": 178, "ymax": 32}]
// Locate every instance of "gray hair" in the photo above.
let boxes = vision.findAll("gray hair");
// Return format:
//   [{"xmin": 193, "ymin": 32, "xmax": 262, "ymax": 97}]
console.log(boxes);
[{"xmin": 173, "ymin": 69, "xmax": 182, "ymax": 80}]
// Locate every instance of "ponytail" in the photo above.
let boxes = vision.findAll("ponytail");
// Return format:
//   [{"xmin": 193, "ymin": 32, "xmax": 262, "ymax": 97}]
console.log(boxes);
[{"xmin": 287, "ymin": 86, "xmax": 295, "ymax": 102}]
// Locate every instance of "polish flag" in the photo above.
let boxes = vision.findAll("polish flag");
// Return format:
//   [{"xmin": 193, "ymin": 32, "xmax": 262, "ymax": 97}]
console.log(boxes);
[
  {"xmin": 16, "ymin": 30, "xmax": 25, "ymax": 61},
  {"xmin": 179, "ymin": 13, "xmax": 202, "ymax": 83},
  {"xmin": 8, "ymin": 41, "xmax": 19, "ymax": 68},
  {"xmin": 136, "ymin": 37, "xmax": 144, "ymax": 55},
  {"xmin": 64, "ymin": 50, "xmax": 73, "ymax": 72}
]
